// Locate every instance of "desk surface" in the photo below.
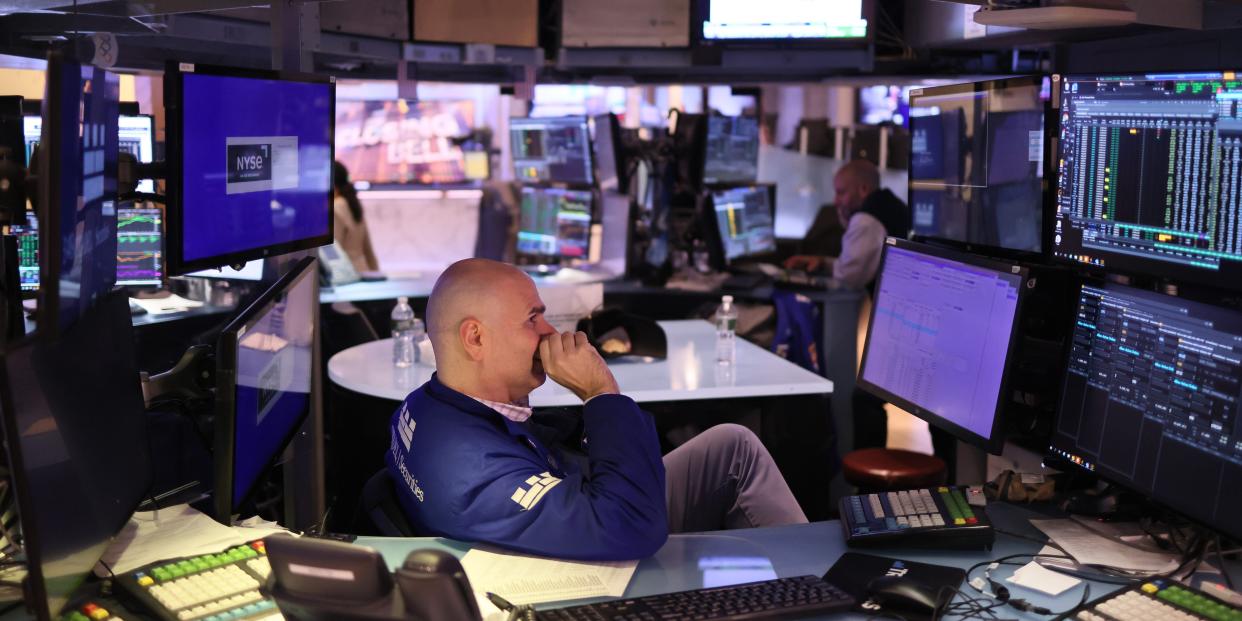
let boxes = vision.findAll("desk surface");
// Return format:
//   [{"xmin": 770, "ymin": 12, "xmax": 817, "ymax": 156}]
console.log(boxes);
[
  {"xmin": 328, "ymin": 319, "xmax": 833, "ymax": 406},
  {"xmin": 357, "ymin": 503, "xmax": 1239, "ymax": 619}
]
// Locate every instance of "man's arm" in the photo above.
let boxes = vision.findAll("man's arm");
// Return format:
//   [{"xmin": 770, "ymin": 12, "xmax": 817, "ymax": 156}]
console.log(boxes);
[{"xmin": 832, "ymin": 214, "xmax": 887, "ymax": 289}]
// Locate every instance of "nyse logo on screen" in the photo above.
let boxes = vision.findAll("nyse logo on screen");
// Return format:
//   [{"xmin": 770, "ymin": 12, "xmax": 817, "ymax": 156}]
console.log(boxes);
[
  {"xmin": 227, "ymin": 144, "xmax": 273, "ymax": 183},
  {"xmin": 225, "ymin": 136, "xmax": 300, "ymax": 195}
]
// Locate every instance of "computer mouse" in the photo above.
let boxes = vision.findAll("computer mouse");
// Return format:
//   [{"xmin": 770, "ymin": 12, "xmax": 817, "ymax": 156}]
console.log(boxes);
[{"xmin": 866, "ymin": 575, "xmax": 945, "ymax": 616}]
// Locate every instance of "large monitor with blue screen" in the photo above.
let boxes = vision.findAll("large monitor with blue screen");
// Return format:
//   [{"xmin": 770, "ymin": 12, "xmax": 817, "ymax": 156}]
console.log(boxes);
[
  {"xmin": 165, "ymin": 63, "xmax": 334, "ymax": 275},
  {"xmin": 213, "ymin": 256, "xmax": 316, "ymax": 523},
  {"xmin": 707, "ymin": 184, "xmax": 775, "ymax": 266},
  {"xmin": 1053, "ymin": 71, "xmax": 1242, "ymax": 290},
  {"xmin": 1049, "ymin": 283, "xmax": 1242, "ymax": 540},
  {"xmin": 0, "ymin": 291, "xmax": 151, "ymax": 620},
  {"xmin": 510, "ymin": 116, "xmax": 593, "ymax": 185},
  {"xmin": 908, "ymin": 76, "xmax": 1047, "ymax": 256},
  {"xmin": 858, "ymin": 239, "xmax": 1028, "ymax": 453},
  {"xmin": 516, "ymin": 186, "xmax": 593, "ymax": 261}
]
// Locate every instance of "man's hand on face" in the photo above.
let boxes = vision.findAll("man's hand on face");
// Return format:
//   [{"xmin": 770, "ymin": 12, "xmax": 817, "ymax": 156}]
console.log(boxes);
[{"xmin": 538, "ymin": 331, "xmax": 620, "ymax": 402}]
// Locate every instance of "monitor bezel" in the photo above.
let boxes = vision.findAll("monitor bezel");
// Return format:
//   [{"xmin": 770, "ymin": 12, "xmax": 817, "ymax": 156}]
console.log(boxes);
[
  {"xmin": 590, "ymin": 112, "xmax": 624, "ymax": 192},
  {"xmin": 164, "ymin": 62, "xmax": 335, "ymax": 276},
  {"xmin": 691, "ymin": 0, "xmax": 875, "ymax": 47},
  {"xmin": 513, "ymin": 183, "xmax": 598, "ymax": 266},
  {"xmin": 1045, "ymin": 278, "xmax": 1242, "ymax": 541},
  {"xmin": 701, "ymin": 114, "xmax": 761, "ymax": 187},
  {"xmin": 509, "ymin": 115, "xmax": 595, "ymax": 186},
  {"xmin": 212, "ymin": 255, "xmax": 317, "ymax": 524},
  {"xmin": 703, "ymin": 183, "xmax": 777, "ymax": 269},
  {"xmin": 115, "ymin": 204, "xmax": 165, "ymax": 290},
  {"xmin": 907, "ymin": 74, "xmax": 1054, "ymax": 262},
  {"xmin": 1049, "ymin": 71, "xmax": 1242, "ymax": 293},
  {"xmin": 856, "ymin": 238, "xmax": 1031, "ymax": 455}
]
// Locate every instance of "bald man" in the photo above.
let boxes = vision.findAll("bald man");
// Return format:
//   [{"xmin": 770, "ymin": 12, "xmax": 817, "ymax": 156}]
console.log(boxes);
[
  {"xmin": 785, "ymin": 159, "xmax": 910, "ymax": 291},
  {"xmin": 385, "ymin": 259, "xmax": 806, "ymax": 561}
]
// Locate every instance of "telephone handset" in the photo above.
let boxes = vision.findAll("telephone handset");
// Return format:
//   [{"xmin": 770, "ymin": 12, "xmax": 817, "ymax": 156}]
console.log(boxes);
[{"xmin": 262, "ymin": 534, "xmax": 482, "ymax": 621}]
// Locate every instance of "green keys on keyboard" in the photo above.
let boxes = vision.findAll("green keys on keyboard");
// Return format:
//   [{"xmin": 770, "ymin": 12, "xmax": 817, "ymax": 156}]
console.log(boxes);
[
  {"xmin": 1076, "ymin": 579, "xmax": 1242, "ymax": 621},
  {"xmin": 115, "ymin": 540, "xmax": 278, "ymax": 621}
]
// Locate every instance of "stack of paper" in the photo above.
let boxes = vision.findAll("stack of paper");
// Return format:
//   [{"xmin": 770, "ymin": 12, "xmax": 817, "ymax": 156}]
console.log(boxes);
[
  {"xmin": 459, "ymin": 547, "xmax": 638, "ymax": 620},
  {"xmin": 1030, "ymin": 519, "xmax": 1179, "ymax": 574},
  {"xmin": 98, "ymin": 504, "xmax": 292, "ymax": 577}
]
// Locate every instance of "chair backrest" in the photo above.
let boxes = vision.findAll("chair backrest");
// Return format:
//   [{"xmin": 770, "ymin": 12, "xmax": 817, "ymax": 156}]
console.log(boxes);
[{"xmin": 358, "ymin": 467, "xmax": 417, "ymax": 537}]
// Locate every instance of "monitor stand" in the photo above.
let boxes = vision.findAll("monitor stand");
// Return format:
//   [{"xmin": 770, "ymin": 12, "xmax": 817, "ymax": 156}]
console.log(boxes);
[{"xmin": 519, "ymin": 263, "xmax": 561, "ymax": 277}]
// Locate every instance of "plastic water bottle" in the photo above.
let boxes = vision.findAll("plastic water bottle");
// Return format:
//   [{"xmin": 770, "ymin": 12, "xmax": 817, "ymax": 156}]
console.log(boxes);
[
  {"xmin": 715, "ymin": 295, "xmax": 737, "ymax": 365},
  {"xmin": 391, "ymin": 296, "xmax": 416, "ymax": 368},
  {"xmin": 410, "ymin": 314, "xmax": 427, "ymax": 365}
]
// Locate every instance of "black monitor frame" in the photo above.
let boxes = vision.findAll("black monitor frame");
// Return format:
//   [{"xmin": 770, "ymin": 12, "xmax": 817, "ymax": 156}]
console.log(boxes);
[
  {"xmin": 591, "ymin": 112, "xmax": 625, "ymax": 192},
  {"xmin": 513, "ymin": 184, "xmax": 598, "ymax": 267},
  {"xmin": 1045, "ymin": 278, "xmax": 1242, "ymax": 541},
  {"xmin": 691, "ymin": 0, "xmax": 875, "ymax": 47},
  {"xmin": 857, "ymin": 238, "xmax": 1031, "ymax": 455},
  {"xmin": 212, "ymin": 256, "xmax": 316, "ymax": 524},
  {"xmin": 115, "ymin": 205, "xmax": 165, "ymax": 290},
  {"xmin": 701, "ymin": 114, "xmax": 760, "ymax": 187},
  {"xmin": 702, "ymin": 183, "xmax": 777, "ymax": 270},
  {"xmin": 907, "ymin": 75, "xmax": 1055, "ymax": 262},
  {"xmin": 509, "ymin": 115, "xmax": 595, "ymax": 186},
  {"xmin": 0, "ymin": 96, "xmax": 24, "ymax": 169},
  {"xmin": 164, "ymin": 62, "xmax": 335, "ymax": 276}
]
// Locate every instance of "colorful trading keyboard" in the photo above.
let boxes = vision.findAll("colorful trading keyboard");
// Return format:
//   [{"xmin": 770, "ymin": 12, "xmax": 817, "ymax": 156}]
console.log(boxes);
[
  {"xmin": 114, "ymin": 540, "xmax": 280, "ymax": 621},
  {"xmin": 1074, "ymin": 579, "xmax": 1242, "ymax": 621},
  {"xmin": 840, "ymin": 486, "xmax": 995, "ymax": 549},
  {"xmin": 60, "ymin": 601, "xmax": 129, "ymax": 621}
]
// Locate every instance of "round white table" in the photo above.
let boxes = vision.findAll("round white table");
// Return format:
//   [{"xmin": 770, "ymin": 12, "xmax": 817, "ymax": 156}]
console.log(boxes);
[{"xmin": 327, "ymin": 320, "xmax": 833, "ymax": 407}]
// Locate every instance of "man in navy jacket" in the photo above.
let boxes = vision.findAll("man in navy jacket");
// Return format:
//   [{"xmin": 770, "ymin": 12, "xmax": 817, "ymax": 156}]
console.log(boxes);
[{"xmin": 386, "ymin": 259, "xmax": 805, "ymax": 560}]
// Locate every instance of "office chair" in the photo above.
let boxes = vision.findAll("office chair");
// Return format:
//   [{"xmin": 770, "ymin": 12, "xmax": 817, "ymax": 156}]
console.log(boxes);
[{"xmin": 356, "ymin": 468, "xmax": 417, "ymax": 537}]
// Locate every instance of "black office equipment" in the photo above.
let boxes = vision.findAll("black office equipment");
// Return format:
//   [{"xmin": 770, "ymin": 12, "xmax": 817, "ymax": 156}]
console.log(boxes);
[
  {"xmin": 908, "ymin": 76, "xmax": 1047, "ymax": 256},
  {"xmin": 824, "ymin": 552, "xmax": 966, "ymax": 621},
  {"xmin": 264, "ymin": 534, "xmax": 482, "ymax": 621},
  {"xmin": 1069, "ymin": 579, "xmax": 1242, "ymax": 621},
  {"xmin": 0, "ymin": 291, "xmax": 152, "ymax": 620},
  {"xmin": 115, "ymin": 539, "xmax": 276, "ymax": 621},
  {"xmin": 510, "ymin": 116, "xmax": 593, "ymax": 185},
  {"xmin": 1048, "ymin": 282, "xmax": 1242, "ymax": 541},
  {"xmin": 213, "ymin": 256, "xmax": 317, "ymax": 523},
  {"xmin": 866, "ymin": 576, "xmax": 945, "ymax": 618},
  {"xmin": 0, "ymin": 96, "xmax": 25, "ymax": 169},
  {"xmin": 0, "ymin": 235, "xmax": 25, "ymax": 342},
  {"xmin": 38, "ymin": 55, "xmax": 120, "ymax": 337},
  {"xmin": 702, "ymin": 115, "xmax": 759, "ymax": 185},
  {"xmin": 542, "ymin": 575, "xmax": 854, "ymax": 621},
  {"xmin": 848, "ymin": 125, "xmax": 882, "ymax": 165},
  {"xmin": 857, "ymin": 239, "xmax": 1029, "ymax": 454},
  {"xmin": 515, "ymin": 186, "xmax": 594, "ymax": 265},
  {"xmin": 1053, "ymin": 71, "xmax": 1242, "ymax": 289},
  {"xmin": 704, "ymin": 184, "xmax": 776, "ymax": 269},
  {"xmin": 591, "ymin": 113, "xmax": 623, "ymax": 191},
  {"xmin": 164, "ymin": 62, "xmax": 335, "ymax": 275},
  {"xmin": 838, "ymin": 487, "xmax": 995, "ymax": 550}
]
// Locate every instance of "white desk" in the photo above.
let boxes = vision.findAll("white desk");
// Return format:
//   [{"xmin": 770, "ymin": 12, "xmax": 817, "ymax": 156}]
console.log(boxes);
[{"xmin": 327, "ymin": 319, "xmax": 833, "ymax": 406}]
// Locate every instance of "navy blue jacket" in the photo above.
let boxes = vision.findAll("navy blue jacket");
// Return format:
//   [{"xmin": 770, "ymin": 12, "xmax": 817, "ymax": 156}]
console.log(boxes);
[{"xmin": 385, "ymin": 374, "xmax": 669, "ymax": 560}]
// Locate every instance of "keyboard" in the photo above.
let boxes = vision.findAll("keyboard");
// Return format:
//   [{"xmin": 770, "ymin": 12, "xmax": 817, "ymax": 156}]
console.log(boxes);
[
  {"xmin": 114, "ymin": 540, "xmax": 280, "ymax": 621},
  {"xmin": 60, "ymin": 601, "xmax": 129, "ymax": 620},
  {"xmin": 1073, "ymin": 579, "xmax": 1242, "ymax": 621},
  {"xmin": 540, "ymin": 575, "xmax": 854, "ymax": 621},
  {"xmin": 840, "ymin": 486, "xmax": 995, "ymax": 550}
]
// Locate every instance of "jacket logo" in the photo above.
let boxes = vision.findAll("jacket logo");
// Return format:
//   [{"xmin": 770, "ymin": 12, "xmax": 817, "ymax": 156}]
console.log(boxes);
[
  {"xmin": 510, "ymin": 472, "xmax": 561, "ymax": 511},
  {"xmin": 397, "ymin": 405, "xmax": 415, "ymax": 451}
]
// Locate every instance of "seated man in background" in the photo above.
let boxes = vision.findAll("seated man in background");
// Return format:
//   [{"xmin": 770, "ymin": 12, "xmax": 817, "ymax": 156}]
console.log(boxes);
[
  {"xmin": 386, "ymin": 259, "xmax": 806, "ymax": 561},
  {"xmin": 783, "ymin": 159, "xmax": 909, "ymax": 291}
]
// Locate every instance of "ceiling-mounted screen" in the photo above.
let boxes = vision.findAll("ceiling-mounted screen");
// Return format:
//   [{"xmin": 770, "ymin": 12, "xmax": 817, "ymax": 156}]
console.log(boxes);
[{"xmin": 698, "ymin": 0, "xmax": 869, "ymax": 42}]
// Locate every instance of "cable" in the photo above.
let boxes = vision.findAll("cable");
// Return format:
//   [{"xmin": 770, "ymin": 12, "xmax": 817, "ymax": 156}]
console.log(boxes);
[{"xmin": 1214, "ymin": 535, "xmax": 1235, "ymax": 590}]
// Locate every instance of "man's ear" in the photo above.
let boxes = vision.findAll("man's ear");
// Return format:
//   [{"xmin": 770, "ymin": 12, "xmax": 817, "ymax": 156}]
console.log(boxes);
[{"xmin": 459, "ymin": 317, "xmax": 485, "ymax": 361}]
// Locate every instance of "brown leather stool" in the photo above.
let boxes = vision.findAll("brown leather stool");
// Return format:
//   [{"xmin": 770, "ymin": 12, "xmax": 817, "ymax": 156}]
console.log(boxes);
[{"xmin": 842, "ymin": 448, "xmax": 947, "ymax": 492}]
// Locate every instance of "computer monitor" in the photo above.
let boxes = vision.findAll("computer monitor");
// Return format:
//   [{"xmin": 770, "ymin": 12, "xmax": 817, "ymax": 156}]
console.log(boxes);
[
  {"xmin": 39, "ymin": 57, "xmax": 120, "ymax": 337},
  {"xmin": 591, "ymin": 113, "xmax": 622, "ymax": 192},
  {"xmin": 165, "ymin": 62, "xmax": 334, "ymax": 275},
  {"xmin": 788, "ymin": 119, "xmax": 836, "ymax": 157},
  {"xmin": 11, "ymin": 210, "xmax": 38, "ymax": 293},
  {"xmin": 707, "ymin": 184, "xmax": 776, "ymax": 266},
  {"xmin": 0, "ymin": 291, "xmax": 151, "ymax": 620},
  {"xmin": 848, "ymin": 125, "xmax": 882, "ymax": 166},
  {"xmin": 116, "ymin": 206, "xmax": 163, "ymax": 288},
  {"xmin": 22, "ymin": 114, "xmax": 39, "ymax": 165},
  {"xmin": 509, "ymin": 116, "xmax": 593, "ymax": 185},
  {"xmin": 1049, "ymin": 282, "xmax": 1242, "ymax": 540},
  {"xmin": 119, "ymin": 114, "xmax": 155, "ymax": 194},
  {"xmin": 515, "ymin": 186, "xmax": 594, "ymax": 262},
  {"xmin": 1053, "ymin": 71, "xmax": 1242, "ymax": 289},
  {"xmin": 703, "ymin": 115, "xmax": 760, "ymax": 186},
  {"xmin": 213, "ymin": 256, "xmax": 316, "ymax": 523},
  {"xmin": 909, "ymin": 76, "xmax": 1047, "ymax": 256},
  {"xmin": 857, "ymin": 239, "xmax": 1029, "ymax": 454},
  {"xmin": 697, "ymin": 0, "xmax": 869, "ymax": 42},
  {"xmin": 859, "ymin": 85, "xmax": 913, "ymax": 127},
  {"xmin": 0, "ymin": 96, "xmax": 23, "ymax": 168}
]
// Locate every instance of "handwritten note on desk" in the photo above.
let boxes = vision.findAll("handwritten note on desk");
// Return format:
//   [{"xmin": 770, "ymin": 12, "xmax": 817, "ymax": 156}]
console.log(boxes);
[{"xmin": 460, "ymin": 547, "xmax": 637, "ymax": 619}]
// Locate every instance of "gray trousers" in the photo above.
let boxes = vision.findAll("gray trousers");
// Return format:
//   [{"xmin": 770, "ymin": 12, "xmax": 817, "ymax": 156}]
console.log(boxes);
[{"xmin": 663, "ymin": 423, "xmax": 808, "ymax": 533}]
